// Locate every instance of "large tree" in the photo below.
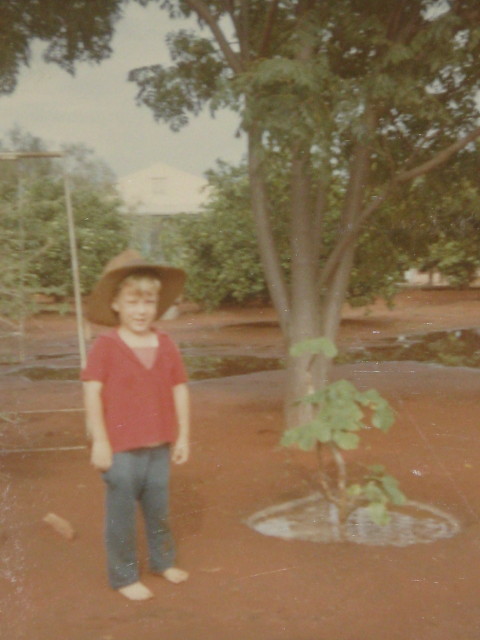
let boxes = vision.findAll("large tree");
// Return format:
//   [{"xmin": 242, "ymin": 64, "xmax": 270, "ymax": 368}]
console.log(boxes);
[
  {"xmin": 3, "ymin": 1, "xmax": 480, "ymax": 425},
  {"xmin": 127, "ymin": 0, "xmax": 480, "ymax": 424}
]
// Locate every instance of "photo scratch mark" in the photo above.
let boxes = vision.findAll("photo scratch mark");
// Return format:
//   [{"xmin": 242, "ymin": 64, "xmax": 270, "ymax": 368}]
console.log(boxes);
[
  {"xmin": 236, "ymin": 566, "xmax": 299, "ymax": 581},
  {"xmin": 400, "ymin": 398, "xmax": 479, "ymax": 521}
]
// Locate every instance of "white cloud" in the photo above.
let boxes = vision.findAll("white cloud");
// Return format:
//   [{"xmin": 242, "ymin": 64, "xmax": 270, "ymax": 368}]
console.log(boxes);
[{"xmin": 1, "ymin": 3, "xmax": 245, "ymax": 178}]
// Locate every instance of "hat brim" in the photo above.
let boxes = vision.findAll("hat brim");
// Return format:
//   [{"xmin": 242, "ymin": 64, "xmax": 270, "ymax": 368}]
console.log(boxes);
[{"xmin": 86, "ymin": 262, "xmax": 186, "ymax": 326}]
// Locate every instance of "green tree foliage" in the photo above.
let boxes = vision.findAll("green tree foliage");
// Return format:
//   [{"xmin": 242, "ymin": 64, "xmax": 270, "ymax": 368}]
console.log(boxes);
[
  {"xmin": 0, "ymin": 0, "xmax": 124, "ymax": 95},
  {"xmin": 409, "ymin": 168, "xmax": 480, "ymax": 286},
  {"xmin": 163, "ymin": 210, "xmax": 270, "ymax": 309},
  {"xmin": 21, "ymin": 179, "xmax": 129, "ymax": 297},
  {"xmin": 164, "ymin": 158, "xmax": 407, "ymax": 310},
  {"xmin": 370, "ymin": 145, "xmax": 480, "ymax": 288},
  {"xmin": 0, "ymin": 130, "xmax": 129, "ymax": 320},
  {"xmin": 162, "ymin": 160, "xmax": 288, "ymax": 308}
]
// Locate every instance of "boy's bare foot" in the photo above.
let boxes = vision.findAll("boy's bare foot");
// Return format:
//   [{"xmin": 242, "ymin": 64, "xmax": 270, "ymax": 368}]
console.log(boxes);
[
  {"xmin": 161, "ymin": 567, "xmax": 189, "ymax": 584},
  {"xmin": 117, "ymin": 581, "xmax": 154, "ymax": 601}
]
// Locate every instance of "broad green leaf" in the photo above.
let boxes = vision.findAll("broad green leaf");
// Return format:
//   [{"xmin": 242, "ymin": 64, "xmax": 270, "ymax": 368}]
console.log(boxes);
[
  {"xmin": 371, "ymin": 403, "xmax": 395, "ymax": 431},
  {"xmin": 367, "ymin": 464, "xmax": 386, "ymax": 475},
  {"xmin": 326, "ymin": 406, "xmax": 363, "ymax": 433},
  {"xmin": 368, "ymin": 502, "xmax": 391, "ymax": 526},
  {"xmin": 379, "ymin": 475, "xmax": 406, "ymax": 505},
  {"xmin": 300, "ymin": 389, "xmax": 327, "ymax": 405},
  {"xmin": 311, "ymin": 419, "xmax": 332, "ymax": 443},
  {"xmin": 296, "ymin": 429, "xmax": 316, "ymax": 451},
  {"xmin": 386, "ymin": 486, "xmax": 406, "ymax": 506},
  {"xmin": 280, "ymin": 423, "xmax": 316, "ymax": 451},
  {"xmin": 361, "ymin": 481, "xmax": 386, "ymax": 503},
  {"xmin": 290, "ymin": 337, "xmax": 338, "ymax": 359},
  {"xmin": 327, "ymin": 379, "xmax": 358, "ymax": 400},
  {"xmin": 333, "ymin": 431, "xmax": 360, "ymax": 450},
  {"xmin": 346, "ymin": 483, "xmax": 362, "ymax": 497},
  {"xmin": 379, "ymin": 474, "xmax": 398, "ymax": 492},
  {"xmin": 280, "ymin": 428, "xmax": 298, "ymax": 447},
  {"xmin": 356, "ymin": 388, "xmax": 384, "ymax": 407}
]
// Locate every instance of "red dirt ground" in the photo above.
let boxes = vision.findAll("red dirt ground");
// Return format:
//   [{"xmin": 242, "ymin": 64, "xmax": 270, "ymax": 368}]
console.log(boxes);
[{"xmin": 1, "ymin": 288, "xmax": 480, "ymax": 640}]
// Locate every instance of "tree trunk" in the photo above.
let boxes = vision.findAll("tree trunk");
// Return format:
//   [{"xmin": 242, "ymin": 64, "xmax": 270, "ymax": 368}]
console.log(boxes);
[
  {"xmin": 247, "ymin": 95, "xmax": 376, "ymax": 426},
  {"xmin": 321, "ymin": 109, "xmax": 376, "ymax": 362},
  {"xmin": 285, "ymin": 111, "xmax": 374, "ymax": 426},
  {"xmin": 284, "ymin": 146, "xmax": 324, "ymax": 427},
  {"xmin": 247, "ymin": 126, "xmax": 291, "ymax": 335}
]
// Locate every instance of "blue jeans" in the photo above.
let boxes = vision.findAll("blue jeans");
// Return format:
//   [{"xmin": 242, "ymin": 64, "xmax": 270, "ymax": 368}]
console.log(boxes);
[{"xmin": 102, "ymin": 445, "xmax": 175, "ymax": 589}]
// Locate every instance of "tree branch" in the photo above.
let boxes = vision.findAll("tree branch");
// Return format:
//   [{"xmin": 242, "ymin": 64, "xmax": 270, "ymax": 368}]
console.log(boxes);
[
  {"xmin": 320, "ymin": 106, "xmax": 377, "ymax": 341},
  {"xmin": 312, "ymin": 179, "xmax": 327, "ymax": 265},
  {"xmin": 248, "ymin": 125, "xmax": 290, "ymax": 333},
  {"xmin": 396, "ymin": 126, "xmax": 480, "ymax": 183},
  {"xmin": 259, "ymin": 0, "xmax": 280, "ymax": 58},
  {"xmin": 386, "ymin": 0, "xmax": 407, "ymax": 40},
  {"xmin": 185, "ymin": 0, "xmax": 244, "ymax": 73},
  {"xmin": 238, "ymin": 0, "xmax": 250, "ymax": 63},
  {"xmin": 319, "ymin": 125, "xmax": 480, "ymax": 289}
]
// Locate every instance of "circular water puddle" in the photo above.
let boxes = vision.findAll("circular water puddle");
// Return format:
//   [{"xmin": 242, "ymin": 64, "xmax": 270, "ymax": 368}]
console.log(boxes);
[{"xmin": 245, "ymin": 493, "xmax": 461, "ymax": 547}]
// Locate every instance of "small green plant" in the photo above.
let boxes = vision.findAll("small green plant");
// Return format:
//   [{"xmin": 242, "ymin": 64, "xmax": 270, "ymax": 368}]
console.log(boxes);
[{"xmin": 281, "ymin": 337, "xmax": 406, "ymax": 526}]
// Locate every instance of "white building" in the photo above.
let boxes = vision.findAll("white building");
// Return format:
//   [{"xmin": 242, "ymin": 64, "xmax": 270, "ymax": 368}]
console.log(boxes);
[{"xmin": 116, "ymin": 162, "xmax": 209, "ymax": 257}]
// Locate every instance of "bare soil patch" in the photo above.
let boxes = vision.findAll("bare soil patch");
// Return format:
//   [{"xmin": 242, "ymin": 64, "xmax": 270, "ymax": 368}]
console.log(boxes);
[{"xmin": 1, "ymin": 288, "xmax": 480, "ymax": 640}]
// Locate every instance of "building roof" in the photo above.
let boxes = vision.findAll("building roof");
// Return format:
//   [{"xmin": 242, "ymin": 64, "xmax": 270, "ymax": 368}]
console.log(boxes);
[{"xmin": 116, "ymin": 162, "xmax": 209, "ymax": 216}]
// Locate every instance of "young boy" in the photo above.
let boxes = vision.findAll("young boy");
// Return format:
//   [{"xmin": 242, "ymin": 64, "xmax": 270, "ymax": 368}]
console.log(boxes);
[{"xmin": 81, "ymin": 249, "xmax": 190, "ymax": 601}]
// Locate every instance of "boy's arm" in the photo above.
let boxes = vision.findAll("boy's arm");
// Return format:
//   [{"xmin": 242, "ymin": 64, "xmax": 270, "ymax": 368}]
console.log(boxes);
[
  {"xmin": 83, "ymin": 380, "xmax": 112, "ymax": 471},
  {"xmin": 172, "ymin": 383, "xmax": 190, "ymax": 465}
]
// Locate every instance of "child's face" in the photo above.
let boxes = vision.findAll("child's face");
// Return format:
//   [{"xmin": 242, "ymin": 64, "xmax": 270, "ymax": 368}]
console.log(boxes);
[{"xmin": 111, "ymin": 278, "xmax": 161, "ymax": 335}]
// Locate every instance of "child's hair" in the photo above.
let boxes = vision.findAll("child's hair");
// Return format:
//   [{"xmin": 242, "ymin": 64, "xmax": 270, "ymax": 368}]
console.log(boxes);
[{"xmin": 115, "ymin": 271, "xmax": 162, "ymax": 298}]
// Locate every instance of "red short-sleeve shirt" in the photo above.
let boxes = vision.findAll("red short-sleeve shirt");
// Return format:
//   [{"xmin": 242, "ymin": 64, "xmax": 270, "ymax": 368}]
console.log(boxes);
[{"xmin": 81, "ymin": 329, "xmax": 187, "ymax": 453}]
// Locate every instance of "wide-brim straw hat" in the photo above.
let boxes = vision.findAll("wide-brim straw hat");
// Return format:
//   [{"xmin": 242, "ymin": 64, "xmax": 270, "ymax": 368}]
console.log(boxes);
[{"xmin": 86, "ymin": 249, "xmax": 186, "ymax": 326}]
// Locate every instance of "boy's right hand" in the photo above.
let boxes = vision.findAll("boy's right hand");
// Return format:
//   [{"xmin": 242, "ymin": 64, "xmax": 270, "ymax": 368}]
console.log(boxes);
[{"xmin": 90, "ymin": 440, "xmax": 113, "ymax": 472}]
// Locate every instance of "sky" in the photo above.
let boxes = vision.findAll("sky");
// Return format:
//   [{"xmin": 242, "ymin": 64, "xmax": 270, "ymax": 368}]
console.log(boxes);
[{"xmin": 0, "ymin": 3, "xmax": 245, "ymax": 179}]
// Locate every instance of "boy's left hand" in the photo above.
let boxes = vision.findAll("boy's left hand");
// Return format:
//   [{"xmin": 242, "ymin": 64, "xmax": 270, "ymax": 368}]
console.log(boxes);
[{"xmin": 172, "ymin": 438, "xmax": 189, "ymax": 465}]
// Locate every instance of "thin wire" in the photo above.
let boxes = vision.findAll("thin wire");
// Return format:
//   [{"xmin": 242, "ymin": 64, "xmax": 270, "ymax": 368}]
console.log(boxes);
[{"xmin": 399, "ymin": 397, "xmax": 479, "ymax": 522}]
